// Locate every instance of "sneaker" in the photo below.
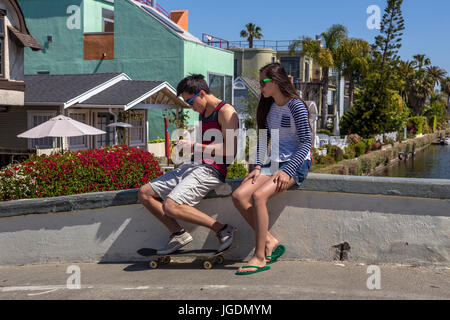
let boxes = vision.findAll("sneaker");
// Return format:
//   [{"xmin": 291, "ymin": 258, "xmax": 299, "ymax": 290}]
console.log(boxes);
[
  {"xmin": 216, "ymin": 224, "xmax": 235, "ymax": 252},
  {"xmin": 157, "ymin": 230, "xmax": 193, "ymax": 255}
]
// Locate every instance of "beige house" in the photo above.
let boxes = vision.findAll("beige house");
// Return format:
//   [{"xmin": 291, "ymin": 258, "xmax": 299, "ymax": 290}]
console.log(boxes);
[{"xmin": 231, "ymin": 47, "xmax": 321, "ymax": 83}]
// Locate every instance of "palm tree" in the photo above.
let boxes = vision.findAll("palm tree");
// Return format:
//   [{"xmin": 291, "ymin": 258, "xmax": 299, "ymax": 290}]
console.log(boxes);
[
  {"xmin": 289, "ymin": 24, "xmax": 348, "ymax": 129},
  {"xmin": 398, "ymin": 60, "xmax": 415, "ymax": 104},
  {"xmin": 407, "ymin": 68, "xmax": 435, "ymax": 116},
  {"xmin": 441, "ymin": 77, "xmax": 450, "ymax": 111},
  {"xmin": 335, "ymin": 38, "xmax": 371, "ymax": 111},
  {"xmin": 240, "ymin": 23, "xmax": 263, "ymax": 49},
  {"xmin": 412, "ymin": 54, "xmax": 431, "ymax": 71},
  {"xmin": 427, "ymin": 66, "xmax": 447, "ymax": 88}
]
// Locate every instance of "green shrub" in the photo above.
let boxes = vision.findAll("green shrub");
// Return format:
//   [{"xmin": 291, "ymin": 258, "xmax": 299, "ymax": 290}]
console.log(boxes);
[
  {"xmin": 344, "ymin": 145, "xmax": 356, "ymax": 159},
  {"xmin": 226, "ymin": 162, "xmax": 248, "ymax": 180},
  {"xmin": 354, "ymin": 141, "xmax": 367, "ymax": 157},
  {"xmin": 407, "ymin": 117, "xmax": 425, "ymax": 135},
  {"xmin": 317, "ymin": 129, "xmax": 332, "ymax": 136},
  {"xmin": 347, "ymin": 134, "xmax": 362, "ymax": 146},
  {"xmin": 328, "ymin": 145, "xmax": 344, "ymax": 162},
  {"xmin": 428, "ymin": 115, "xmax": 437, "ymax": 133}
]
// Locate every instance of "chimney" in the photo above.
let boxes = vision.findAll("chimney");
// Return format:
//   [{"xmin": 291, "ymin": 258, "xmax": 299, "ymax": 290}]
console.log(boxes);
[{"xmin": 170, "ymin": 10, "xmax": 189, "ymax": 32}]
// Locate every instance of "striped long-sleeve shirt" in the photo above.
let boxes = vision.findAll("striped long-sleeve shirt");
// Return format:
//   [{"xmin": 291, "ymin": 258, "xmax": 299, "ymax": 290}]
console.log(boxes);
[{"xmin": 256, "ymin": 98, "xmax": 312, "ymax": 178}]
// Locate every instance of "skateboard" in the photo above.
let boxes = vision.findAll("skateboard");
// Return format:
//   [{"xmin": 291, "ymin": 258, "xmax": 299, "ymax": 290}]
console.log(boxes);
[{"xmin": 137, "ymin": 231, "xmax": 237, "ymax": 270}]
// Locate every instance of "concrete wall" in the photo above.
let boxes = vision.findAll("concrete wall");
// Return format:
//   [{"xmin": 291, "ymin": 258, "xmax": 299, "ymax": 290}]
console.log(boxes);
[
  {"xmin": 232, "ymin": 48, "xmax": 276, "ymax": 80},
  {"xmin": 0, "ymin": 174, "xmax": 449, "ymax": 267}
]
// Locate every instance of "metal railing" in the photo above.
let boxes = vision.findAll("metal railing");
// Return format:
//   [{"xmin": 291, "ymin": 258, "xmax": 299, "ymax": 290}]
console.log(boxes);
[
  {"xmin": 229, "ymin": 40, "xmax": 300, "ymax": 51},
  {"xmin": 202, "ymin": 33, "xmax": 230, "ymax": 50},
  {"xmin": 136, "ymin": 0, "xmax": 170, "ymax": 18}
]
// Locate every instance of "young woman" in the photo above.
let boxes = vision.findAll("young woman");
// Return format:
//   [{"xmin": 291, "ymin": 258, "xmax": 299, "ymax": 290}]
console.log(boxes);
[{"xmin": 232, "ymin": 63, "xmax": 312, "ymax": 275}]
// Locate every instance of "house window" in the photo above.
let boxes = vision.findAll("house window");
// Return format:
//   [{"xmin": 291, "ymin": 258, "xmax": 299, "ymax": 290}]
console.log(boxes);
[
  {"xmin": 0, "ymin": 13, "xmax": 4, "ymax": 78},
  {"xmin": 130, "ymin": 111, "xmax": 145, "ymax": 146},
  {"xmin": 27, "ymin": 111, "xmax": 57, "ymax": 149},
  {"xmin": 102, "ymin": 8, "xmax": 114, "ymax": 33},
  {"xmin": 280, "ymin": 56, "xmax": 300, "ymax": 79},
  {"xmin": 68, "ymin": 111, "xmax": 89, "ymax": 149},
  {"xmin": 95, "ymin": 112, "xmax": 115, "ymax": 147},
  {"xmin": 208, "ymin": 73, "xmax": 233, "ymax": 105}
]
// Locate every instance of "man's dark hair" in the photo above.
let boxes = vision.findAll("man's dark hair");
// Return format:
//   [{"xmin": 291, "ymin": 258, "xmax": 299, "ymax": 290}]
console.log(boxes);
[{"xmin": 176, "ymin": 74, "xmax": 210, "ymax": 97}]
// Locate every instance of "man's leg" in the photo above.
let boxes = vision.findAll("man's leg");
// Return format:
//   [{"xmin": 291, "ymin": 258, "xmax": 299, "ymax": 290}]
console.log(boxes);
[
  {"xmin": 138, "ymin": 184, "xmax": 183, "ymax": 234},
  {"xmin": 163, "ymin": 198, "xmax": 225, "ymax": 233},
  {"xmin": 161, "ymin": 165, "xmax": 235, "ymax": 251}
]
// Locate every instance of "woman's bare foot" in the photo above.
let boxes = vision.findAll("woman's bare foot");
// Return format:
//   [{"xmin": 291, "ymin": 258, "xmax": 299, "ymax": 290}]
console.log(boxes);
[
  {"xmin": 236, "ymin": 255, "xmax": 267, "ymax": 273},
  {"xmin": 265, "ymin": 238, "xmax": 280, "ymax": 263}
]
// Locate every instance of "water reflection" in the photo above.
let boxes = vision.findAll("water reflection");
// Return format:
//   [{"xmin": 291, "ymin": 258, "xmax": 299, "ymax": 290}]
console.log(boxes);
[{"xmin": 375, "ymin": 144, "xmax": 450, "ymax": 179}]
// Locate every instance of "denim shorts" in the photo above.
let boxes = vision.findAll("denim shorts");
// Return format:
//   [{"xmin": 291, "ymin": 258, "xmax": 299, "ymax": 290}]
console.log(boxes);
[{"xmin": 261, "ymin": 159, "xmax": 311, "ymax": 186}]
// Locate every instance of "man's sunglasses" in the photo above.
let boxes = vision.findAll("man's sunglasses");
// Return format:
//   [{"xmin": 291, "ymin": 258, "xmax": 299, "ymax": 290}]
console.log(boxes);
[
  {"xmin": 260, "ymin": 78, "xmax": 273, "ymax": 87},
  {"xmin": 186, "ymin": 92, "xmax": 200, "ymax": 106}
]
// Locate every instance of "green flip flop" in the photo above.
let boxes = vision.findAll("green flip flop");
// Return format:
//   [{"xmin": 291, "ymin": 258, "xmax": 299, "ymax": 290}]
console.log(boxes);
[
  {"xmin": 235, "ymin": 265, "xmax": 271, "ymax": 276},
  {"xmin": 266, "ymin": 244, "xmax": 286, "ymax": 265}
]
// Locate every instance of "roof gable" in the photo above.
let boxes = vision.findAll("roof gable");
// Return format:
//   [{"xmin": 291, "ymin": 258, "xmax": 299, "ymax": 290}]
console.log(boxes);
[{"xmin": 24, "ymin": 73, "xmax": 128, "ymax": 106}]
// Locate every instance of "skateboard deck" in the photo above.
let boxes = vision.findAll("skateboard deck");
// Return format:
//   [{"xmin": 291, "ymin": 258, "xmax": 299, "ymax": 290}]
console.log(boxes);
[{"xmin": 137, "ymin": 231, "xmax": 237, "ymax": 269}]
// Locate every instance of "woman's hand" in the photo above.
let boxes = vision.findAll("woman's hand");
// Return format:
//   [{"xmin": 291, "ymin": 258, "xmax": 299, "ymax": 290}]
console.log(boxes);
[
  {"xmin": 272, "ymin": 170, "xmax": 291, "ymax": 192},
  {"xmin": 243, "ymin": 168, "xmax": 261, "ymax": 184}
]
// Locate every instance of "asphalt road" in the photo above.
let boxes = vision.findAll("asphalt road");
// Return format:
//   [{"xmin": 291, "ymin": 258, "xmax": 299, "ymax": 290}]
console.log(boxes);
[{"xmin": 0, "ymin": 259, "xmax": 448, "ymax": 300}]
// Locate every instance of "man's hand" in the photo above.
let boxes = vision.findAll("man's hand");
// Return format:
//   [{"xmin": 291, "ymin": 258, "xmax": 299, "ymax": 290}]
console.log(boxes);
[
  {"xmin": 243, "ymin": 168, "xmax": 261, "ymax": 184},
  {"xmin": 177, "ymin": 140, "xmax": 194, "ymax": 152},
  {"xmin": 272, "ymin": 170, "xmax": 291, "ymax": 192}
]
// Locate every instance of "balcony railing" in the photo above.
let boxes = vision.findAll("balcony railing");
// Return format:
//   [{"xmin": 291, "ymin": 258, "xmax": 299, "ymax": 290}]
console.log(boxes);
[
  {"xmin": 136, "ymin": 0, "xmax": 170, "ymax": 18},
  {"xmin": 229, "ymin": 40, "xmax": 299, "ymax": 51},
  {"xmin": 202, "ymin": 33, "xmax": 230, "ymax": 50}
]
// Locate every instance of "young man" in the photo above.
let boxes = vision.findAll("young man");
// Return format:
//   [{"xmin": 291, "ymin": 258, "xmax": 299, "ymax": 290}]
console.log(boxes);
[{"xmin": 138, "ymin": 74, "xmax": 240, "ymax": 254}]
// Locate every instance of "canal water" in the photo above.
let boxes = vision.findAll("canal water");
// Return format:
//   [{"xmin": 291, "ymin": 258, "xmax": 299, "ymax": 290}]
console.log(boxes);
[{"xmin": 375, "ymin": 144, "xmax": 450, "ymax": 179}]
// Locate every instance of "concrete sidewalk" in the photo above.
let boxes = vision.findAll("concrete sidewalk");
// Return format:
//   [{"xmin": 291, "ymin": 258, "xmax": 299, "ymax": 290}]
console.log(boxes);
[{"xmin": 0, "ymin": 260, "xmax": 448, "ymax": 300}]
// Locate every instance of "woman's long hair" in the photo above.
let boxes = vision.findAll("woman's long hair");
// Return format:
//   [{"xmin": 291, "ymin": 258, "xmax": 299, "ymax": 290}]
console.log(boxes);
[{"xmin": 256, "ymin": 63, "xmax": 308, "ymax": 130}]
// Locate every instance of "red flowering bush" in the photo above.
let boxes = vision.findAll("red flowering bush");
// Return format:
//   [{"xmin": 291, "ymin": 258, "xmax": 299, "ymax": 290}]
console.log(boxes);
[{"xmin": 0, "ymin": 145, "xmax": 163, "ymax": 201}]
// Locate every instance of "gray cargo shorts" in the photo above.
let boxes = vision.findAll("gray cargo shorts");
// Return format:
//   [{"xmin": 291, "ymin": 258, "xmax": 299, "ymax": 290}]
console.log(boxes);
[{"xmin": 149, "ymin": 163, "xmax": 223, "ymax": 207}]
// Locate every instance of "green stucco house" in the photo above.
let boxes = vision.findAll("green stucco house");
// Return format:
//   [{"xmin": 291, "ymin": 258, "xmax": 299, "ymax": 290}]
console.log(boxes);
[{"xmin": 17, "ymin": 0, "xmax": 234, "ymax": 140}]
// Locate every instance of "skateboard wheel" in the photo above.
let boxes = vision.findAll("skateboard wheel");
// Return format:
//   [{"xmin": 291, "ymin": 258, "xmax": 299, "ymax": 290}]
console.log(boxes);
[
  {"xmin": 149, "ymin": 260, "xmax": 159, "ymax": 269},
  {"xmin": 203, "ymin": 260, "xmax": 213, "ymax": 270},
  {"xmin": 215, "ymin": 256, "xmax": 224, "ymax": 264},
  {"xmin": 161, "ymin": 256, "xmax": 171, "ymax": 264}
]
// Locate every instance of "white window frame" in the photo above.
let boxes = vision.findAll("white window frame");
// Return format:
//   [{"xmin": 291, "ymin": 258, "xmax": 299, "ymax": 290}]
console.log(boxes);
[
  {"xmin": 67, "ymin": 109, "xmax": 90, "ymax": 150},
  {"xmin": 207, "ymin": 72, "xmax": 234, "ymax": 105},
  {"xmin": 129, "ymin": 110, "xmax": 145, "ymax": 146},
  {"xmin": 26, "ymin": 110, "xmax": 57, "ymax": 149},
  {"xmin": 102, "ymin": 8, "xmax": 114, "ymax": 33}
]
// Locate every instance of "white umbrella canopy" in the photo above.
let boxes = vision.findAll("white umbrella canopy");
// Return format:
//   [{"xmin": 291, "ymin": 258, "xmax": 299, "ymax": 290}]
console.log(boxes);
[
  {"xmin": 17, "ymin": 115, "xmax": 106, "ymax": 138},
  {"xmin": 107, "ymin": 122, "xmax": 133, "ymax": 128}
]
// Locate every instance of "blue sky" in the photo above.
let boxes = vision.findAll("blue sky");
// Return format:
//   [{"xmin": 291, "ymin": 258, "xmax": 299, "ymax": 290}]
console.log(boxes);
[{"xmin": 163, "ymin": 0, "xmax": 450, "ymax": 75}]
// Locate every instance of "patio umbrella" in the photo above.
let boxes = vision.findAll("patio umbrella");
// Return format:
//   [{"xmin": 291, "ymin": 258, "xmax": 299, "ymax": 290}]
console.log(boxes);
[
  {"xmin": 107, "ymin": 122, "xmax": 133, "ymax": 145},
  {"xmin": 17, "ymin": 115, "xmax": 106, "ymax": 153},
  {"xmin": 18, "ymin": 115, "xmax": 106, "ymax": 138},
  {"xmin": 106, "ymin": 122, "xmax": 133, "ymax": 128}
]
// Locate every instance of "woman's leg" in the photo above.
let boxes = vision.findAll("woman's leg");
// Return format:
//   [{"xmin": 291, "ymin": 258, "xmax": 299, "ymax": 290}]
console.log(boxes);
[
  {"xmin": 236, "ymin": 177, "xmax": 296, "ymax": 273},
  {"xmin": 232, "ymin": 176, "xmax": 280, "ymax": 259}
]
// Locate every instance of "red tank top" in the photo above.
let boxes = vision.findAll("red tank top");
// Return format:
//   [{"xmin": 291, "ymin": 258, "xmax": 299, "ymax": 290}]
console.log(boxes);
[{"xmin": 199, "ymin": 101, "xmax": 229, "ymax": 180}]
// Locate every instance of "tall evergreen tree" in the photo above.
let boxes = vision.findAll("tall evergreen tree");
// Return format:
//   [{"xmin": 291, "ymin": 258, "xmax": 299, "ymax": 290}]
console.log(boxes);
[{"xmin": 341, "ymin": 0, "xmax": 409, "ymax": 136}]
